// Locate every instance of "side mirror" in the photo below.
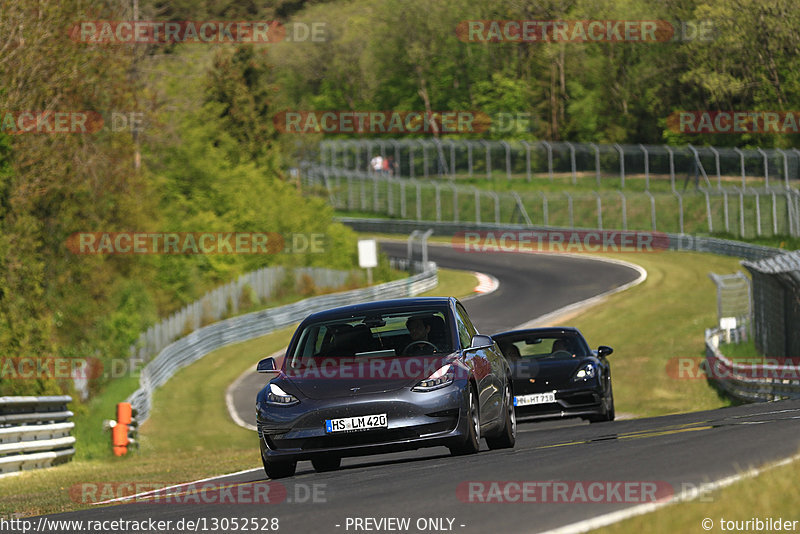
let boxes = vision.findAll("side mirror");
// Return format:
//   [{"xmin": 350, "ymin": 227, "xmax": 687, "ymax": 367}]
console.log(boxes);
[
  {"xmin": 597, "ymin": 345, "xmax": 614, "ymax": 358},
  {"xmin": 257, "ymin": 357, "xmax": 279, "ymax": 373},
  {"xmin": 469, "ymin": 334, "xmax": 494, "ymax": 350}
]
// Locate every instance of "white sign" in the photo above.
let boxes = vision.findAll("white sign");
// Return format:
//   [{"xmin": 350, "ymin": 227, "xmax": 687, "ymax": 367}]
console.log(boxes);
[
  {"xmin": 358, "ymin": 239, "xmax": 378, "ymax": 268},
  {"xmin": 720, "ymin": 317, "xmax": 737, "ymax": 330}
]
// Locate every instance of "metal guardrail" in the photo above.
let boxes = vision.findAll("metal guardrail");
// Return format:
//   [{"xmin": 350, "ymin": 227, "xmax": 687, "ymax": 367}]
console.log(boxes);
[
  {"xmin": 705, "ymin": 328, "xmax": 800, "ymax": 402},
  {"xmin": 127, "ymin": 264, "xmax": 437, "ymax": 423},
  {"xmin": 336, "ymin": 217, "xmax": 782, "ymax": 261},
  {"xmin": 0, "ymin": 396, "xmax": 75, "ymax": 477}
]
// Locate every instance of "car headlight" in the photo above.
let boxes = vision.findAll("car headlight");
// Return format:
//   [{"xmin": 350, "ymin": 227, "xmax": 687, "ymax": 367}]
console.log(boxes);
[
  {"xmin": 412, "ymin": 364, "xmax": 454, "ymax": 392},
  {"xmin": 573, "ymin": 362, "xmax": 596, "ymax": 380},
  {"xmin": 266, "ymin": 383, "xmax": 299, "ymax": 406}
]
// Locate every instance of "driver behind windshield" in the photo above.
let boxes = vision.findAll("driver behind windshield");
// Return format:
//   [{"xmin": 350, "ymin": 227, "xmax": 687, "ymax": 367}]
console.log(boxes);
[{"xmin": 403, "ymin": 316, "xmax": 438, "ymax": 355}]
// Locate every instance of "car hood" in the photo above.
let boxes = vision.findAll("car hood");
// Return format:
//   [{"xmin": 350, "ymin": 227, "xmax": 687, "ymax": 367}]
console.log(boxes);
[
  {"xmin": 282, "ymin": 354, "xmax": 456, "ymax": 399},
  {"xmin": 511, "ymin": 357, "xmax": 595, "ymax": 392}
]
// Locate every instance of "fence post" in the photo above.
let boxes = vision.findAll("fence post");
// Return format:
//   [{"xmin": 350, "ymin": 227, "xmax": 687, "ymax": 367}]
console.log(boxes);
[
  {"xmin": 614, "ymin": 143, "xmax": 625, "ymax": 188},
  {"xmin": 473, "ymin": 187, "xmax": 481, "ymax": 223},
  {"xmin": 564, "ymin": 192, "xmax": 574, "ymax": 228},
  {"xmin": 416, "ymin": 181, "xmax": 422, "ymax": 221},
  {"xmin": 540, "ymin": 192, "xmax": 549, "ymax": 226},
  {"xmin": 480, "ymin": 140, "xmax": 492, "ymax": 180},
  {"xmin": 739, "ymin": 189, "xmax": 746, "ymax": 237},
  {"xmin": 489, "ymin": 191, "xmax": 500, "ymax": 224},
  {"xmin": 501, "ymin": 140, "xmax": 512, "ymax": 180},
  {"xmin": 434, "ymin": 184, "xmax": 441, "ymax": 222},
  {"xmin": 639, "ymin": 144, "xmax": 649, "ymax": 191},
  {"xmin": 771, "ymin": 192, "xmax": 778, "ymax": 235},
  {"xmin": 467, "ymin": 141, "xmax": 473, "ymax": 177},
  {"xmin": 709, "ymin": 146, "xmax": 722, "ymax": 189},
  {"xmin": 757, "ymin": 148, "xmax": 769, "ymax": 189},
  {"xmin": 664, "ymin": 145, "xmax": 676, "ymax": 193},
  {"xmin": 754, "ymin": 191, "xmax": 762, "ymax": 236},
  {"xmin": 590, "ymin": 142, "xmax": 601, "ymax": 187},
  {"xmin": 566, "ymin": 142, "xmax": 577, "ymax": 185},
  {"xmin": 451, "ymin": 184, "xmax": 459, "ymax": 223},
  {"xmin": 646, "ymin": 191, "xmax": 657, "ymax": 230},
  {"xmin": 520, "ymin": 140, "xmax": 532, "ymax": 182},
  {"xmin": 723, "ymin": 190, "xmax": 730, "ymax": 233},
  {"xmin": 734, "ymin": 148, "xmax": 746, "ymax": 189},
  {"xmin": 421, "ymin": 140, "xmax": 430, "ymax": 179},
  {"xmin": 541, "ymin": 141, "xmax": 554, "ymax": 182},
  {"xmin": 704, "ymin": 190, "xmax": 713, "ymax": 233},
  {"xmin": 776, "ymin": 148, "xmax": 789, "ymax": 190},
  {"xmin": 593, "ymin": 191, "xmax": 603, "ymax": 230},
  {"xmin": 400, "ymin": 181, "xmax": 407, "ymax": 218},
  {"xmin": 618, "ymin": 191, "xmax": 627, "ymax": 230}
]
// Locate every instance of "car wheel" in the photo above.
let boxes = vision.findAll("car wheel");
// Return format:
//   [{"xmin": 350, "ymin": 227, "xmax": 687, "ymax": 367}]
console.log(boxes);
[
  {"xmin": 449, "ymin": 385, "xmax": 480, "ymax": 456},
  {"xmin": 589, "ymin": 382, "xmax": 615, "ymax": 423},
  {"xmin": 486, "ymin": 381, "xmax": 516, "ymax": 449},
  {"xmin": 262, "ymin": 455, "xmax": 297, "ymax": 479},
  {"xmin": 311, "ymin": 456, "xmax": 341, "ymax": 472}
]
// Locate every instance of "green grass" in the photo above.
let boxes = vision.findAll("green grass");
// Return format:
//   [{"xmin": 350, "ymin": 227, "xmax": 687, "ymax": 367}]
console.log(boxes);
[
  {"xmin": 0, "ymin": 268, "xmax": 477, "ymax": 519},
  {"xmin": 596, "ymin": 450, "xmax": 800, "ymax": 534},
  {"xmin": 562, "ymin": 251, "xmax": 743, "ymax": 418}
]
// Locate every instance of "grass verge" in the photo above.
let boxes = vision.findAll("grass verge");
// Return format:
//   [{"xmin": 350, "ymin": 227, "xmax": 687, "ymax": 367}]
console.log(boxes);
[{"xmin": 596, "ymin": 452, "xmax": 800, "ymax": 534}]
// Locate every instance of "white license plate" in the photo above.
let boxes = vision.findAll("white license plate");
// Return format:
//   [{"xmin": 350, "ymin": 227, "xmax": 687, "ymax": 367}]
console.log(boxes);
[
  {"xmin": 514, "ymin": 392, "xmax": 556, "ymax": 407},
  {"xmin": 325, "ymin": 414, "xmax": 388, "ymax": 433}
]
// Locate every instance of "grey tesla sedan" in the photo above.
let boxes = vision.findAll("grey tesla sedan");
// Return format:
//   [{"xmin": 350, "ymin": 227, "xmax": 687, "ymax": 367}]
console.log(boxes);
[{"xmin": 256, "ymin": 297, "xmax": 516, "ymax": 478}]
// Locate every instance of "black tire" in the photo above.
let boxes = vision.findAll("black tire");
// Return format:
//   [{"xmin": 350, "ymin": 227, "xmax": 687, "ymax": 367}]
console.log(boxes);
[
  {"xmin": 449, "ymin": 385, "xmax": 480, "ymax": 456},
  {"xmin": 588, "ymin": 382, "xmax": 615, "ymax": 423},
  {"xmin": 311, "ymin": 456, "xmax": 341, "ymax": 472},
  {"xmin": 486, "ymin": 381, "xmax": 516, "ymax": 449},
  {"xmin": 262, "ymin": 455, "xmax": 297, "ymax": 479}
]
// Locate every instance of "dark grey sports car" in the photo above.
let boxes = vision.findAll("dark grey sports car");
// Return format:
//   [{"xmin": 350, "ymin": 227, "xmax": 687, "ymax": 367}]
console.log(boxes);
[
  {"xmin": 256, "ymin": 297, "xmax": 516, "ymax": 478},
  {"xmin": 492, "ymin": 327, "xmax": 615, "ymax": 423}
]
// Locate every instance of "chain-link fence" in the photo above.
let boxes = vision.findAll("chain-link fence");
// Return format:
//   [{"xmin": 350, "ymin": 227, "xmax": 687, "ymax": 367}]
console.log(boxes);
[
  {"xmin": 304, "ymin": 164, "xmax": 800, "ymax": 239},
  {"xmin": 320, "ymin": 139, "xmax": 800, "ymax": 192},
  {"xmin": 742, "ymin": 251, "xmax": 800, "ymax": 361}
]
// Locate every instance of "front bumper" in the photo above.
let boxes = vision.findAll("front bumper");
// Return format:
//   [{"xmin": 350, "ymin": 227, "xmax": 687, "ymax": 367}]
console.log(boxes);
[
  {"xmin": 513, "ymin": 384, "xmax": 604, "ymax": 420},
  {"xmin": 258, "ymin": 382, "xmax": 468, "ymax": 462}
]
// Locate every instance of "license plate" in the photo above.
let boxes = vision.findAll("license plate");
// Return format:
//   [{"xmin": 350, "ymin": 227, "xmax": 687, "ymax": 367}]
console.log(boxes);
[
  {"xmin": 514, "ymin": 392, "xmax": 556, "ymax": 407},
  {"xmin": 325, "ymin": 414, "xmax": 388, "ymax": 433}
]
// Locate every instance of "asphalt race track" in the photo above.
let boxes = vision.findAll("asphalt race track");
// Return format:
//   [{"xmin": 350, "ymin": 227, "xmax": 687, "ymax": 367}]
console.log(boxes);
[{"xmin": 33, "ymin": 244, "xmax": 800, "ymax": 534}]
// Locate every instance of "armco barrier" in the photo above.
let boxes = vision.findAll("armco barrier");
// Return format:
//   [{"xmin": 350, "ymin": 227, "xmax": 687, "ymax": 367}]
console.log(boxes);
[
  {"xmin": 0, "ymin": 396, "xmax": 75, "ymax": 476},
  {"xmin": 704, "ymin": 328, "xmax": 800, "ymax": 402},
  {"xmin": 127, "ymin": 264, "xmax": 437, "ymax": 424}
]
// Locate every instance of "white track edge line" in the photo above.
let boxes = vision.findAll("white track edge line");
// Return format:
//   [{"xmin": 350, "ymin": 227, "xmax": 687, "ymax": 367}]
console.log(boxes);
[{"xmin": 538, "ymin": 452, "xmax": 800, "ymax": 534}]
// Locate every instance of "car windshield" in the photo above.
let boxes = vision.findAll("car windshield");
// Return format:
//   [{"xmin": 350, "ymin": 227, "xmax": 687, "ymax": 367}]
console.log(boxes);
[
  {"xmin": 288, "ymin": 308, "xmax": 453, "ymax": 368},
  {"xmin": 498, "ymin": 335, "xmax": 588, "ymax": 361}
]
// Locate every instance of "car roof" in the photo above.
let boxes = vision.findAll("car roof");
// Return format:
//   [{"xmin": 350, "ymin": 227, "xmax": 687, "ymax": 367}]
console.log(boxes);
[
  {"xmin": 301, "ymin": 297, "xmax": 455, "ymax": 322},
  {"xmin": 492, "ymin": 326, "xmax": 584, "ymax": 339}
]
